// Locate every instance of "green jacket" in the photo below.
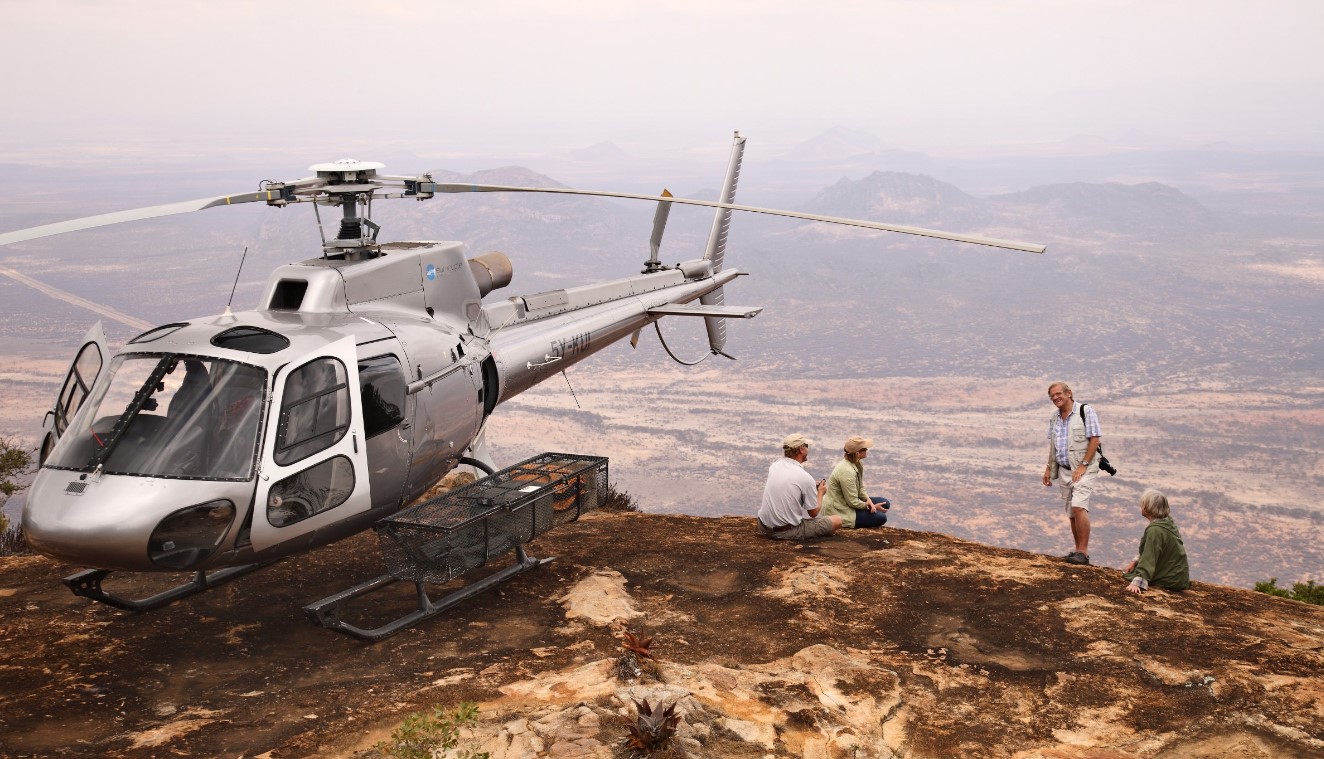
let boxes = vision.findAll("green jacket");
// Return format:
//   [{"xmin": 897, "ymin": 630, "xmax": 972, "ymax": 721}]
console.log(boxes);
[
  {"xmin": 822, "ymin": 458, "xmax": 869, "ymax": 529},
  {"xmin": 1124, "ymin": 517, "xmax": 1190, "ymax": 591}
]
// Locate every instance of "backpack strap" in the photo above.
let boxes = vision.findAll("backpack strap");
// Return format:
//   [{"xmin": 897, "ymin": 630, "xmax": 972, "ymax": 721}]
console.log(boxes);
[{"xmin": 1079, "ymin": 403, "xmax": 1103, "ymax": 453}]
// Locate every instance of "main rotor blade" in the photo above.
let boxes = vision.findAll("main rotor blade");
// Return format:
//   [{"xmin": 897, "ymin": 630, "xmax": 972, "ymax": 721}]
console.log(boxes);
[
  {"xmin": 0, "ymin": 191, "xmax": 278, "ymax": 247},
  {"xmin": 427, "ymin": 183, "xmax": 1046, "ymax": 254}
]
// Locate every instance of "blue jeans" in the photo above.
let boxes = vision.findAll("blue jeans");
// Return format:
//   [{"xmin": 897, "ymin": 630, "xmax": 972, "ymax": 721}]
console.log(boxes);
[{"xmin": 853, "ymin": 496, "xmax": 891, "ymax": 528}]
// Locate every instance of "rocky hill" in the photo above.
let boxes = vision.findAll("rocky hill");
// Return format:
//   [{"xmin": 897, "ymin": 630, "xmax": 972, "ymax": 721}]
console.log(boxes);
[
  {"xmin": 803, "ymin": 171, "xmax": 979, "ymax": 227},
  {"xmin": 1, "ymin": 511, "xmax": 1321, "ymax": 758}
]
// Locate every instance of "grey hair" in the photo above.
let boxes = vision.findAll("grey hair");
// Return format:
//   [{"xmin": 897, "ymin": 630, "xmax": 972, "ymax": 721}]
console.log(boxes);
[
  {"xmin": 1140, "ymin": 488, "xmax": 1171, "ymax": 519},
  {"xmin": 1047, "ymin": 381, "xmax": 1073, "ymax": 396}
]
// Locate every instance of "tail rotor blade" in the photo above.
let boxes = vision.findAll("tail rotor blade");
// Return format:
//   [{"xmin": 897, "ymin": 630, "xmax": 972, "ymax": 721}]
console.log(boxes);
[
  {"xmin": 644, "ymin": 189, "xmax": 673, "ymax": 273},
  {"xmin": 703, "ymin": 132, "xmax": 747, "ymax": 274}
]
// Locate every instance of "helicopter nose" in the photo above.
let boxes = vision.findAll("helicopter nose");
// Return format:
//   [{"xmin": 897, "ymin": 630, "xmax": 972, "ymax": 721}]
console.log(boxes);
[{"xmin": 22, "ymin": 469, "xmax": 238, "ymax": 572}]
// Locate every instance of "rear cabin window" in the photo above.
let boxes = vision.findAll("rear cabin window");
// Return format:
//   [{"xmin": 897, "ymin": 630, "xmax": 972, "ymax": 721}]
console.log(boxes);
[{"xmin": 358, "ymin": 355, "xmax": 406, "ymax": 438}]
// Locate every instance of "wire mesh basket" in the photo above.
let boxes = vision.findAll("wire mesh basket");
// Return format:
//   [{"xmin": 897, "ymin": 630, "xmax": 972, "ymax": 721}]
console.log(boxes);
[{"xmin": 376, "ymin": 453, "xmax": 608, "ymax": 584}]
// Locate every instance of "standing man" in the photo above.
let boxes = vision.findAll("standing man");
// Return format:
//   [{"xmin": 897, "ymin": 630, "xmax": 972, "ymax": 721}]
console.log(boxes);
[
  {"xmin": 757, "ymin": 433, "xmax": 841, "ymax": 540},
  {"xmin": 1041, "ymin": 381, "xmax": 1101, "ymax": 565}
]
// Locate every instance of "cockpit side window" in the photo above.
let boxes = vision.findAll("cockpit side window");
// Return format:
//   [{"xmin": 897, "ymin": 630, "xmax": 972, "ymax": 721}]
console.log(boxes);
[
  {"xmin": 55, "ymin": 341, "xmax": 103, "ymax": 435},
  {"xmin": 275, "ymin": 358, "xmax": 350, "ymax": 466},
  {"xmin": 358, "ymin": 355, "xmax": 406, "ymax": 438}
]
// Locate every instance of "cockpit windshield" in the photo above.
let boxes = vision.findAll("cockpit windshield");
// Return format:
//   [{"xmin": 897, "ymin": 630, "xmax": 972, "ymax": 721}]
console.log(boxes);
[{"xmin": 46, "ymin": 354, "xmax": 267, "ymax": 480}]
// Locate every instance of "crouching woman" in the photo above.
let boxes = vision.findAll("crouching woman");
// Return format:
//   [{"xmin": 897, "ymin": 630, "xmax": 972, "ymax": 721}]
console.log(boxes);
[
  {"xmin": 1122, "ymin": 489, "xmax": 1190, "ymax": 593},
  {"xmin": 822, "ymin": 436, "xmax": 891, "ymax": 529}
]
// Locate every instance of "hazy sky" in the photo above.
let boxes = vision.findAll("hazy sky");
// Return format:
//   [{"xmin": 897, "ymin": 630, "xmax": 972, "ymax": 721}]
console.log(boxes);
[{"xmin": 4, "ymin": 0, "xmax": 1323, "ymax": 162}]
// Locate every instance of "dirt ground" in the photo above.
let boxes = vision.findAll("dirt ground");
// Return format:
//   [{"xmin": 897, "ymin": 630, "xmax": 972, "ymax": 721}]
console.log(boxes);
[{"xmin": 2, "ymin": 512, "xmax": 1323, "ymax": 758}]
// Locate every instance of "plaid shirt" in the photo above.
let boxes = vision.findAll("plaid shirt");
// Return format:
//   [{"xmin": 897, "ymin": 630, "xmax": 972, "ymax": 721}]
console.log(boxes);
[{"xmin": 1049, "ymin": 401, "xmax": 1100, "ymax": 467}]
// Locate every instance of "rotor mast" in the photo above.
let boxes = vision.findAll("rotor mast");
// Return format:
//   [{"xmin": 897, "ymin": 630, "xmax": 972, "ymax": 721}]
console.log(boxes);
[{"xmin": 307, "ymin": 159, "xmax": 387, "ymax": 258}]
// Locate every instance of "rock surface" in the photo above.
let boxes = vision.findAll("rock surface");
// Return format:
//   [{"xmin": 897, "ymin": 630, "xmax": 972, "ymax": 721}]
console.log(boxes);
[{"xmin": 1, "ymin": 512, "xmax": 1322, "ymax": 758}]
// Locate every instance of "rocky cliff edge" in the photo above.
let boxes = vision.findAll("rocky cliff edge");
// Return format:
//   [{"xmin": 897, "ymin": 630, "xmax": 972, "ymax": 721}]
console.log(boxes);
[{"xmin": 1, "ymin": 512, "xmax": 1322, "ymax": 758}]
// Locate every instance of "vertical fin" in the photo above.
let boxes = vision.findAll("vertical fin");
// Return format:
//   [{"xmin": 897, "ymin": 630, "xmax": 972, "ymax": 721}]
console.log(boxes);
[{"xmin": 700, "ymin": 132, "xmax": 747, "ymax": 357}]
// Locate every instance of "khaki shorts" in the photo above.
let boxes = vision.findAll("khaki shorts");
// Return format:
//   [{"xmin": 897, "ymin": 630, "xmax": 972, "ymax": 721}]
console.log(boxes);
[
  {"xmin": 1054, "ymin": 468, "xmax": 1098, "ymax": 512},
  {"xmin": 758, "ymin": 516, "xmax": 836, "ymax": 540}
]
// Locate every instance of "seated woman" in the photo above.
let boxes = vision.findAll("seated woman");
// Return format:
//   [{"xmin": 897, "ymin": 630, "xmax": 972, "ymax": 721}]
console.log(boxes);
[
  {"xmin": 1122, "ymin": 489, "xmax": 1190, "ymax": 593},
  {"xmin": 822, "ymin": 436, "xmax": 891, "ymax": 529}
]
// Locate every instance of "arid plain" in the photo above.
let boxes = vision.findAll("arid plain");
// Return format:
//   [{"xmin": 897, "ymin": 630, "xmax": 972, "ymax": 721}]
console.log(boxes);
[{"xmin": 4, "ymin": 340, "xmax": 1317, "ymax": 589}]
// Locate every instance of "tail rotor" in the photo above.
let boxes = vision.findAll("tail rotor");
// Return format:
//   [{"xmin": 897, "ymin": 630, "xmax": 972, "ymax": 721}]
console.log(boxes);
[{"xmin": 699, "ymin": 132, "xmax": 748, "ymax": 359}]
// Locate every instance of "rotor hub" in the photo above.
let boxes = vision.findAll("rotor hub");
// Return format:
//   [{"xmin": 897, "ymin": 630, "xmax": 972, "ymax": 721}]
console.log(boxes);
[{"xmin": 308, "ymin": 159, "xmax": 386, "ymax": 184}]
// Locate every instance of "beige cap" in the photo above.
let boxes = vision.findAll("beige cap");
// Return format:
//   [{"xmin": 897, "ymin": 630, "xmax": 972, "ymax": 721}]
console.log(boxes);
[
  {"xmin": 781, "ymin": 433, "xmax": 812, "ymax": 450},
  {"xmin": 843, "ymin": 436, "xmax": 873, "ymax": 454}
]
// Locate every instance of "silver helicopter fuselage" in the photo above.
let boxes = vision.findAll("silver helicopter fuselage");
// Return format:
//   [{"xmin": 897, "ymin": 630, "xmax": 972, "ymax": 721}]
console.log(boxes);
[{"xmin": 25, "ymin": 239, "xmax": 734, "ymax": 572}]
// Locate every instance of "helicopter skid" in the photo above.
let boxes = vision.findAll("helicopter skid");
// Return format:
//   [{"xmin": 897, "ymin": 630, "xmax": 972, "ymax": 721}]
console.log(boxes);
[
  {"xmin": 303, "ymin": 545, "xmax": 553, "ymax": 642},
  {"xmin": 62, "ymin": 561, "xmax": 278, "ymax": 613}
]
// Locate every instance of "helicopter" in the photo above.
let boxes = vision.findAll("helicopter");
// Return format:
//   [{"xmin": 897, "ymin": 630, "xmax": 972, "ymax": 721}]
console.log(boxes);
[{"xmin": 0, "ymin": 133, "xmax": 1045, "ymax": 614}]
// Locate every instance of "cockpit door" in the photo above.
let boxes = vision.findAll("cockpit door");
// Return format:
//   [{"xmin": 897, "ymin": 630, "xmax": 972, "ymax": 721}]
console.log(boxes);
[
  {"xmin": 41, "ymin": 321, "xmax": 106, "ymax": 464},
  {"xmin": 250, "ymin": 337, "xmax": 372, "ymax": 553}
]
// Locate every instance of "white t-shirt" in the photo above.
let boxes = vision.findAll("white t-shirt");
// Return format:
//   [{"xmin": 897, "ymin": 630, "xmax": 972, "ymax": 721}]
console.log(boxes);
[{"xmin": 757, "ymin": 457, "xmax": 818, "ymax": 528}]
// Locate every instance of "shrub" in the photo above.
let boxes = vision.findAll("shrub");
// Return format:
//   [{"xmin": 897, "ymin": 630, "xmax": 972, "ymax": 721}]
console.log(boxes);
[
  {"xmin": 374, "ymin": 702, "xmax": 489, "ymax": 759},
  {"xmin": 0, "ymin": 518, "xmax": 31, "ymax": 557},
  {"xmin": 1255, "ymin": 578, "xmax": 1324, "ymax": 605},
  {"xmin": 600, "ymin": 481, "xmax": 640, "ymax": 513},
  {"xmin": 0, "ymin": 436, "xmax": 33, "ymax": 497},
  {"xmin": 0, "ymin": 437, "xmax": 35, "ymax": 557}
]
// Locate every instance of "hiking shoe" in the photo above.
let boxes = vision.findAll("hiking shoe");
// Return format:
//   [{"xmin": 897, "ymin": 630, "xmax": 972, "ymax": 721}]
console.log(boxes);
[{"xmin": 1065, "ymin": 552, "xmax": 1090, "ymax": 565}]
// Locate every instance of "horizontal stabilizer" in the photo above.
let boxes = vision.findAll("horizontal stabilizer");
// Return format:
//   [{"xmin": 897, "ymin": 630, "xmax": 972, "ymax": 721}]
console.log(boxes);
[{"xmin": 647, "ymin": 304, "xmax": 763, "ymax": 319}]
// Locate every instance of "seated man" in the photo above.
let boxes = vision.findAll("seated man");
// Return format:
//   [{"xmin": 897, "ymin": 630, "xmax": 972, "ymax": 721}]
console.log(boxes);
[{"xmin": 756, "ymin": 433, "xmax": 841, "ymax": 540}]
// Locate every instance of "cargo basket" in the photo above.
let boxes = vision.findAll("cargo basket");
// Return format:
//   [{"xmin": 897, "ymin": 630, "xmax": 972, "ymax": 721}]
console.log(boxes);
[{"xmin": 376, "ymin": 453, "xmax": 608, "ymax": 584}]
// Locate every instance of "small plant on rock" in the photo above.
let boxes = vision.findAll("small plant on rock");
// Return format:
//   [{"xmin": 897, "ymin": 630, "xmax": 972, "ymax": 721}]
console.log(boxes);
[
  {"xmin": 615, "ymin": 629, "xmax": 659, "ymax": 682},
  {"xmin": 373, "ymin": 701, "xmax": 489, "ymax": 759},
  {"xmin": 624, "ymin": 698, "xmax": 680, "ymax": 755},
  {"xmin": 622, "ymin": 630, "xmax": 653, "ymax": 660}
]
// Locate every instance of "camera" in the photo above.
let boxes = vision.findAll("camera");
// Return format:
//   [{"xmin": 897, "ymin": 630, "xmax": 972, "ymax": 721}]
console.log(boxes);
[{"xmin": 1098, "ymin": 455, "xmax": 1117, "ymax": 476}]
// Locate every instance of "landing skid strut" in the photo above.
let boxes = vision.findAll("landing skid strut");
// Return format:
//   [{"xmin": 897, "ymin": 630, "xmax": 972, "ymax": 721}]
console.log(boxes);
[
  {"xmin": 303, "ymin": 545, "xmax": 553, "ymax": 642},
  {"xmin": 63, "ymin": 561, "xmax": 277, "ymax": 613}
]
